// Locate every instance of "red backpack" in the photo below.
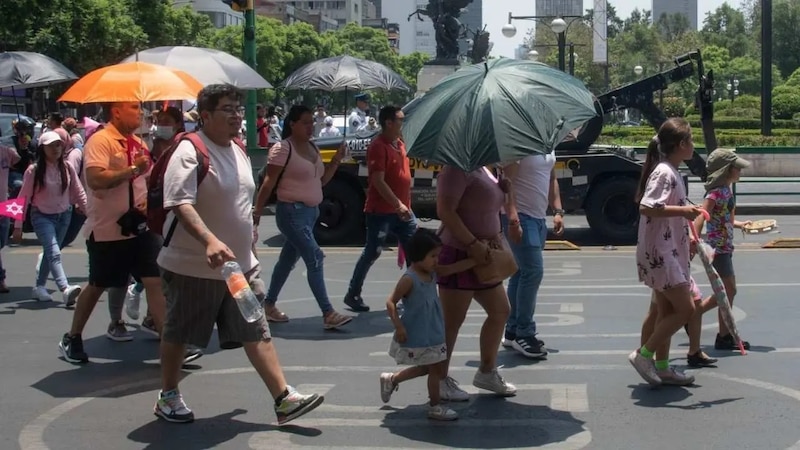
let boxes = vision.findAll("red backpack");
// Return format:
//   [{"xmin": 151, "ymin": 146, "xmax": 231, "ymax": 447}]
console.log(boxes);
[{"xmin": 147, "ymin": 132, "xmax": 246, "ymax": 246}]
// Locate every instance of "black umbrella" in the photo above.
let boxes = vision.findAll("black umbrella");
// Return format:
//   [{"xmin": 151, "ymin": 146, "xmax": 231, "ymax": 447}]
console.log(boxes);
[
  {"xmin": 0, "ymin": 51, "xmax": 78, "ymax": 89},
  {"xmin": 281, "ymin": 55, "xmax": 411, "ymax": 92},
  {"xmin": 0, "ymin": 51, "xmax": 78, "ymax": 119}
]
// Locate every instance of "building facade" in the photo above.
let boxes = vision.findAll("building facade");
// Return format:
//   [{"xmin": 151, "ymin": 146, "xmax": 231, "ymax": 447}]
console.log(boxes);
[
  {"xmin": 173, "ymin": 0, "xmax": 244, "ymax": 28},
  {"xmin": 254, "ymin": 1, "xmax": 339, "ymax": 32},
  {"xmin": 652, "ymin": 0, "xmax": 698, "ymax": 30},
  {"xmin": 263, "ymin": 1, "xmax": 363, "ymax": 26}
]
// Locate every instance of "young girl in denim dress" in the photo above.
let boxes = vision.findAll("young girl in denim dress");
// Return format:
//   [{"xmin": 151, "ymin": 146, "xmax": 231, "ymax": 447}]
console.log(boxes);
[{"xmin": 380, "ymin": 228, "xmax": 475, "ymax": 421}]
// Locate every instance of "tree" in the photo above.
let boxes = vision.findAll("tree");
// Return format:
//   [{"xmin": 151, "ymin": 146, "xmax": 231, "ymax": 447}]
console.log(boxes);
[
  {"xmin": 701, "ymin": 3, "xmax": 753, "ymax": 59},
  {"xmin": 584, "ymin": 1, "xmax": 625, "ymax": 39},
  {"xmin": 772, "ymin": 0, "xmax": 800, "ymax": 78},
  {"xmin": 122, "ymin": 0, "xmax": 214, "ymax": 48}
]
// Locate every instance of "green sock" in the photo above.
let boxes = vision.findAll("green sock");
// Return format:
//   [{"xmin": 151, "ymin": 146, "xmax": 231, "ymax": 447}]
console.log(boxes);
[
  {"xmin": 655, "ymin": 360, "xmax": 669, "ymax": 371},
  {"xmin": 639, "ymin": 346, "xmax": 654, "ymax": 358}
]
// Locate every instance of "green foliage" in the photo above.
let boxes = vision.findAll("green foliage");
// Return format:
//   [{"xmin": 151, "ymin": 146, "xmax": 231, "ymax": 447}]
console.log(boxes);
[{"xmin": 772, "ymin": 87, "xmax": 800, "ymax": 120}]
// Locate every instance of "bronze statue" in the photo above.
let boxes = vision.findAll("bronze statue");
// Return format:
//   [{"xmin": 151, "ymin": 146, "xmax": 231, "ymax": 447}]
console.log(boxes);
[
  {"xmin": 408, "ymin": 0, "xmax": 474, "ymax": 63},
  {"xmin": 466, "ymin": 25, "xmax": 491, "ymax": 64}
]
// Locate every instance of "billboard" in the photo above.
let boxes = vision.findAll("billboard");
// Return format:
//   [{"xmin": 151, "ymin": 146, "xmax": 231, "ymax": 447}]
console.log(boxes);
[
  {"xmin": 593, "ymin": 0, "xmax": 608, "ymax": 64},
  {"xmin": 535, "ymin": 0, "xmax": 582, "ymax": 17}
]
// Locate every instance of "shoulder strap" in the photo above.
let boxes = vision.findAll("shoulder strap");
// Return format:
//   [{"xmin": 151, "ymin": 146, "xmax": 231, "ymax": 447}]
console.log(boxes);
[
  {"xmin": 180, "ymin": 132, "xmax": 211, "ymax": 185},
  {"xmin": 231, "ymin": 137, "xmax": 248, "ymax": 158},
  {"xmin": 274, "ymin": 140, "xmax": 292, "ymax": 188}
]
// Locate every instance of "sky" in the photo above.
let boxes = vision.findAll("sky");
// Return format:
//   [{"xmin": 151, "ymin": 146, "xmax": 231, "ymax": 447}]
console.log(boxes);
[{"xmin": 486, "ymin": 0, "xmax": 735, "ymax": 59}]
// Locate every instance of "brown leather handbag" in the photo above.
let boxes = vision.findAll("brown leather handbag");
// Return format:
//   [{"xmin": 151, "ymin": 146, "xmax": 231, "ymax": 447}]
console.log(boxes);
[{"xmin": 472, "ymin": 233, "xmax": 518, "ymax": 285}]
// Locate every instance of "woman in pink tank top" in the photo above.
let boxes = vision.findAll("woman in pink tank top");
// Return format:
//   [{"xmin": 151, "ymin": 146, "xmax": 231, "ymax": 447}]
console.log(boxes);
[{"xmin": 434, "ymin": 165, "xmax": 522, "ymax": 401}]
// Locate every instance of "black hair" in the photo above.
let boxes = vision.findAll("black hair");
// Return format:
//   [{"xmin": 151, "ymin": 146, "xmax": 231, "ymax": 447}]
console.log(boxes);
[
  {"xmin": 34, "ymin": 141, "xmax": 68, "ymax": 194},
  {"xmin": 49, "ymin": 112, "xmax": 64, "ymax": 126},
  {"xmin": 378, "ymin": 105, "xmax": 402, "ymax": 129},
  {"xmin": 281, "ymin": 105, "xmax": 312, "ymax": 140},
  {"xmin": 636, "ymin": 117, "xmax": 692, "ymax": 202},
  {"xmin": 160, "ymin": 106, "xmax": 185, "ymax": 132},
  {"xmin": 196, "ymin": 84, "xmax": 243, "ymax": 114},
  {"xmin": 405, "ymin": 228, "xmax": 442, "ymax": 263}
]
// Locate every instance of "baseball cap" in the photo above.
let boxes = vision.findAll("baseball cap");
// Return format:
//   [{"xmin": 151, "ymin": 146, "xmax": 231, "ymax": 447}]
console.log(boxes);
[
  {"xmin": 704, "ymin": 148, "xmax": 750, "ymax": 190},
  {"xmin": 39, "ymin": 131, "xmax": 63, "ymax": 146},
  {"xmin": 324, "ymin": 116, "xmax": 334, "ymax": 125},
  {"xmin": 354, "ymin": 93, "xmax": 370, "ymax": 102}
]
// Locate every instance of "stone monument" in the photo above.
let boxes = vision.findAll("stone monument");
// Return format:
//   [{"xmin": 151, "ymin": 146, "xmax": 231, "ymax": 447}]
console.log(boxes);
[{"xmin": 408, "ymin": 0, "xmax": 486, "ymax": 96}]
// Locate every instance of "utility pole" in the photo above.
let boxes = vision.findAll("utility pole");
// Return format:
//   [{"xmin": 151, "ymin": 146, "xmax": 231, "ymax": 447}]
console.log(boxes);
[{"xmin": 224, "ymin": 0, "xmax": 258, "ymax": 149}]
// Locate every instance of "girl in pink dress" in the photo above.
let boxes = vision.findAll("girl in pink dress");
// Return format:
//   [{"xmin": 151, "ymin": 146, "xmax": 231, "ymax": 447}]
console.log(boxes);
[{"xmin": 628, "ymin": 118, "xmax": 704, "ymax": 386}]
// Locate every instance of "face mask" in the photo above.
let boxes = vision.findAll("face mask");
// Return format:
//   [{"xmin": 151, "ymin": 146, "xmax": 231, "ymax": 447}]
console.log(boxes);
[{"xmin": 154, "ymin": 126, "xmax": 174, "ymax": 140}]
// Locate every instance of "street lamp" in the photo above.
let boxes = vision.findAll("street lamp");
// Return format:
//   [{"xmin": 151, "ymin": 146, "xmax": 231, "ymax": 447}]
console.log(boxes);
[
  {"xmin": 527, "ymin": 49, "xmax": 539, "ymax": 61},
  {"xmin": 634, "ymin": 65, "xmax": 643, "ymax": 77},
  {"xmin": 727, "ymin": 75, "xmax": 740, "ymax": 102},
  {"xmin": 502, "ymin": 12, "xmax": 582, "ymax": 73}
]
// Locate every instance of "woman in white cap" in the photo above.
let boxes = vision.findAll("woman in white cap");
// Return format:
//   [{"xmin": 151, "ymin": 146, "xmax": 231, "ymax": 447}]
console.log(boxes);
[
  {"xmin": 12, "ymin": 131, "xmax": 86, "ymax": 305},
  {"xmin": 318, "ymin": 116, "xmax": 341, "ymax": 138}
]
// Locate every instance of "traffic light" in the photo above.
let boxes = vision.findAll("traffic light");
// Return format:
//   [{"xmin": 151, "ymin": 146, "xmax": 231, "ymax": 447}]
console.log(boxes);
[{"xmin": 222, "ymin": 0, "xmax": 250, "ymax": 11}]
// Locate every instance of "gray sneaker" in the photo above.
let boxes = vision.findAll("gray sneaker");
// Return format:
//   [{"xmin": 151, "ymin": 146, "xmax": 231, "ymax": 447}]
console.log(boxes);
[
  {"xmin": 657, "ymin": 367, "xmax": 695, "ymax": 386},
  {"xmin": 439, "ymin": 376, "xmax": 470, "ymax": 402},
  {"xmin": 473, "ymin": 368, "xmax": 517, "ymax": 396},
  {"xmin": 106, "ymin": 320, "xmax": 133, "ymax": 342},
  {"xmin": 628, "ymin": 350, "xmax": 662, "ymax": 385}
]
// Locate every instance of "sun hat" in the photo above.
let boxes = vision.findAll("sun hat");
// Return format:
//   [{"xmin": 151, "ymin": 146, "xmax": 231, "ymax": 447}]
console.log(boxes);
[{"xmin": 704, "ymin": 148, "xmax": 750, "ymax": 191}]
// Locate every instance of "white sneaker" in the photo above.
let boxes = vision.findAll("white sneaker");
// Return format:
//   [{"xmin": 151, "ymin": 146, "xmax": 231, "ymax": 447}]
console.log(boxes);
[
  {"xmin": 32, "ymin": 286, "xmax": 52, "ymax": 302},
  {"xmin": 439, "ymin": 376, "xmax": 470, "ymax": 402},
  {"xmin": 657, "ymin": 367, "xmax": 695, "ymax": 386},
  {"xmin": 62, "ymin": 285, "xmax": 81, "ymax": 307},
  {"xmin": 473, "ymin": 368, "xmax": 517, "ymax": 396},
  {"xmin": 428, "ymin": 404, "xmax": 458, "ymax": 421},
  {"xmin": 628, "ymin": 350, "xmax": 662, "ymax": 385},
  {"xmin": 124, "ymin": 284, "xmax": 141, "ymax": 321},
  {"xmin": 379, "ymin": 372, "xmax": 397, "ymax": 403}
]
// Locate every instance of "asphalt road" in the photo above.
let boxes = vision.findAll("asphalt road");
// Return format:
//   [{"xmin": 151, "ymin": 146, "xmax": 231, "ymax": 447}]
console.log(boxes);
[{"xmin": 2, "ymin": 218, "xmax": 800, "ymax": 450}]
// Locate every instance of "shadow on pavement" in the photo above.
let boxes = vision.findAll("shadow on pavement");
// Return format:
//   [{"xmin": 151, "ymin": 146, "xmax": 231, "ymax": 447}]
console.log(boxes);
[
  {"xmin": 629, "ymin": 383, "xmax": 744, "ymax": 409},
  {"xmin": 268, "ymin": 310, "xmax": 392, "ymax": 341},
  {"xmin": 127, "ymin": 409, "xmax": 319, "ymax": 450},
  {"xmin": 383, "ymin": 396, "xmax": 587, "ymax": 449},
  {"xmin": 30, "ymin": 360, "xmax": 184, "ymax": 399}
]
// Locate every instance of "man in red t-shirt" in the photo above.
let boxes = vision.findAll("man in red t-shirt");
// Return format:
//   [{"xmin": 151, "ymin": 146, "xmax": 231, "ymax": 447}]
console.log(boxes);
[{"xmin": 343, "ymin": 106, "xmax": 416, "ymax": 312}]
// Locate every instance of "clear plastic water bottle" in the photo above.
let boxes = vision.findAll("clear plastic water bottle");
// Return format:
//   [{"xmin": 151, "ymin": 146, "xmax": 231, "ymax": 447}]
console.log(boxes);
[{"xmin": 221, "ymin": 261, "xmax": 264, "ymax": 323}]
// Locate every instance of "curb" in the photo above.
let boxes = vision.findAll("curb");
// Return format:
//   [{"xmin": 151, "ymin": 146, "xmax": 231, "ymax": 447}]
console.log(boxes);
[{"xmin": 736, "ymin": 204, "xmax": 800, "ymax": 215}]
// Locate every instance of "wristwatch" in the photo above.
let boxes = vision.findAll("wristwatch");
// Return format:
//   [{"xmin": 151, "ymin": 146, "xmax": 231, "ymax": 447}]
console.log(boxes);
[
  {"xmin": 553, "ymin": 208, "xmax": 565, "ymax": 217},
  {"xmin": 130, "ymin": 165, "xmax": 141, "ymax": 176}
]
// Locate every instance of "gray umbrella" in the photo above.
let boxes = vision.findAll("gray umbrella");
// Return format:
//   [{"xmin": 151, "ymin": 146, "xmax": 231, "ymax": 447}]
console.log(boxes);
[
  {"xmin": 121, "ymin": 46, "xmax": 272, "ymax": 89},
  {"xmin": 281, "ymin": 55, "xmax": 411, "ymax": 92},
  {"xmin": 0, "ymin": 51, "xmax": 78, "ymax": 89}
]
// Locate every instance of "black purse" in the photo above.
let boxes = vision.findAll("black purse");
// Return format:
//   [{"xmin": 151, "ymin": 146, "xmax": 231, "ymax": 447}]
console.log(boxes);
[{"xmin": 116, "ymin": 140, "xmax": 147, "ymax": 236}]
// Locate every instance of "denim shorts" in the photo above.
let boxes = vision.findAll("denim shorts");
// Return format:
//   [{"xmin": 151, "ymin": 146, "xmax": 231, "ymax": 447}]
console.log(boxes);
[{"xmin": 712, "ymin": 252, "xmax": 735, "ymax": 278}]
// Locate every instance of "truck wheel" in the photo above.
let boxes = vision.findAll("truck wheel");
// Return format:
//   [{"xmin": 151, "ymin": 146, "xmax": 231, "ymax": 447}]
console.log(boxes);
[
  {"xmin": 315, "ymin": 177, "xmax": 364, "ymax": 245},
  {"xmin": 585, "ymin": 177, "xmax": 639, "ymax": 243}
]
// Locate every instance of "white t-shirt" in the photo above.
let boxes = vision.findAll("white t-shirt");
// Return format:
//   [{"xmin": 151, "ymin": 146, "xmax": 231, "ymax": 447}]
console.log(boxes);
[
  {"xmin": 509, "ymin": 152, "xmax": 556, "ymax": 219},
  {"xmin": 157, "ymin": 131, "xmax": 258, "ymax": 280}
]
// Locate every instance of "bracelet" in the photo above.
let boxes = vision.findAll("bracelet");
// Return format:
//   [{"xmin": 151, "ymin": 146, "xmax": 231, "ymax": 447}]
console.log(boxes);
[
  {"xmin": 553, "ymin": 208, "xmax": 565, "ymax": 217},
  {"xmin": 508, "ymin": 218, "xmax": 521, "ymax": 226}
]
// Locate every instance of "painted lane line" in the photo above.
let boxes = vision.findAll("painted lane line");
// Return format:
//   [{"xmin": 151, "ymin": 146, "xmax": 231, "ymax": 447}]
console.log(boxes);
[
  {"xmin": 559, "ymin": 303, "xmax": 584, "ymax": 313},
  {"xmin": 460, "ymin": 314, "xmax": 584, "ymax": 327},
  {"xmin": 198, "ymin": 365, "xmax": 629, "ymax": 376}
]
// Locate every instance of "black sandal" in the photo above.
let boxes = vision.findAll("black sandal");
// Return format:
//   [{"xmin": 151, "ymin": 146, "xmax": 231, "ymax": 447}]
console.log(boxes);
[{"xmin": 687, "ymin": 351, "xmax": 718, "ymax": 367}]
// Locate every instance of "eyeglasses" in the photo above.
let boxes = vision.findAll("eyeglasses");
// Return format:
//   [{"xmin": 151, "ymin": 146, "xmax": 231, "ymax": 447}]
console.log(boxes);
[{"xmin": 215, "ymin": 106, "xmax": 246, "ymax": 116}]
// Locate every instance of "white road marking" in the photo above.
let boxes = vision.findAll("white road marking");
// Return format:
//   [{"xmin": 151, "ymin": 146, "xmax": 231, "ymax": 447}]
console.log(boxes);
[
  {"xmin": 559, "ymin": 303, "xmax": 584, "ymax": 313},
  {"xmin": 461, "ymin": 314, "xmax": 584, "ymax": 327}
]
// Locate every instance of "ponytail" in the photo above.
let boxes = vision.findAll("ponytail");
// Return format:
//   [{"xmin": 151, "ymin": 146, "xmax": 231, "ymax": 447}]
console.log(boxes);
[
  {"xmin": 636, "ymin": 137, "xmax": 661, "ymax": 203},
  {"xmin": 281, "ymin": 104, "xmax": 312, "ymax": 140}
]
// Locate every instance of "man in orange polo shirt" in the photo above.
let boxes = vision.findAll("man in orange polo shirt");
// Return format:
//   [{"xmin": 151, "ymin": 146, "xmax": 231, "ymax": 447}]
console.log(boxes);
[{"xmin": 343, "ymin": 106, "xmax": 416, "ymax": 312}]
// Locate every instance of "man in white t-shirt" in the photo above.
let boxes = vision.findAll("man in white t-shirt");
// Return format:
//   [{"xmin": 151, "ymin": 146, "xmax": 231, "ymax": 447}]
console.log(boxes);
[
  {"xmin": 155, "ymin": 84, "xmax": 323, "ymax": 425},
  {"xmin": 501, "ymin": 152, "xmax": 565, "ymax": 360}
]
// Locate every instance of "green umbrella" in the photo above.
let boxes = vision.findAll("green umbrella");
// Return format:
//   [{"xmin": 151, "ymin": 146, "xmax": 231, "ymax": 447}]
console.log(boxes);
[{"xmin": 403, "ymin": 58, "xmax": 598, "ymax": 172}]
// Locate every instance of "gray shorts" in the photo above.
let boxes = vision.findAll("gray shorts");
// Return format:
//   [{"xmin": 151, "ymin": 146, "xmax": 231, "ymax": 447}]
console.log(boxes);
[
  {"xmin": 160, "ymin": 268, "xmax": 271, "ymax": 349},
  {"xmin": 712, "ymin": 253, "xmax": 735, "ymax": 278}
]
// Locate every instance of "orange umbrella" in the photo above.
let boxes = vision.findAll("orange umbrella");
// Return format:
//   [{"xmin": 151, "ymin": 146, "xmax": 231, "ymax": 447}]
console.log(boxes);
[{"xmin": 58, "ymin": 61, "xmax": 203, "ymax": 103}]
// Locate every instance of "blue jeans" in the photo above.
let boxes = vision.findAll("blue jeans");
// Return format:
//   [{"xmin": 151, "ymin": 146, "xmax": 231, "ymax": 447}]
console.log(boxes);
[
  {"xmin": 31, "ymin": 209, "xmax": 71, "ymax": 291},
  {"xmin": 0, "ymin": 217, "xmax": 8, "ymax": 282},
  {"xmin": 266, "ymin": 202, "xmax": 332, "ymax": 315},
  {"xmin": 502, "ymin": 213, "xmax": 547, "ymax": 338},
  {"xmin": 347, "ymin": 213, "xmax": 417, "ymax": 297}
]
